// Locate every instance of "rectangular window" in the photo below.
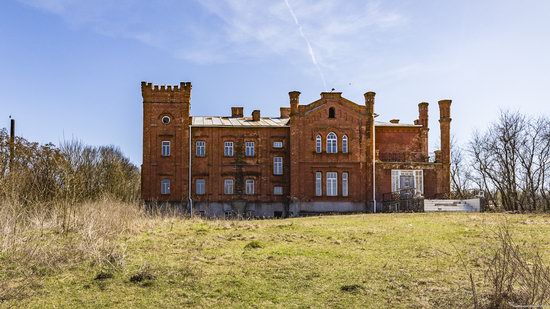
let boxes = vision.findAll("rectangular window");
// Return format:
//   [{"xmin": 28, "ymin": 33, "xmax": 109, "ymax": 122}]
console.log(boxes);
[
  {"xmin": 196, "ymin": 141, "xmax": 206, "ymax": 157},
  {"xmin": 273, "ymin": 186, "xmax": 283, "ymax": 195},
  {"xmin": 391, "ymin": 170, "xmax": 400, "ymax": 192},
  {"xmin": 196, "ymin": 179, "xmax": 205, "ymax": 195},
  {"xmin": 224, "ymin": 141, "xmax": 234, "ymax": 157},
  {"xmin": 315, "ymin": 172, "xmax": 322, "ymax": 196},
  {"xmin": 415, "ymin": 170, "xmax": 424, "ymax": 194},
  {"xmin": 245, "ymin": 179, "xmax": 255, "ymax": 195},
  {"xmin": 391, "ymin": 170, "xmax": 424, "ymax": 194},
  {"xmin": 342, "ymin": 136, "xmax": 348, "ymax": 153},
  {"xmin": 316, "ymin": 136, "xmax": 322, "ymax": 153},
  {"xmin": 161, "ymin": 178, "xmax": 170, "ymax": 195},
  {"xmin": 273, "ymin": 157, "xmax": 283, "ymax": 175},
  {"xmin": 273, "ymin": 141, "xmax": 283, "ymax": 148},
  {"xmin": 326, "ymin": 172, "xmax": 338, "ymax": 196},
  {"xmin": 161, "ymin": 141, "xmax": 170, "ymax": 157},
  {"xmin": 224, "ymin": 179, "xmax": 234, "ymax": 195},
  {"xmin": 342, "ymin": 172, "xmax": 349, "ymax": 197},
  {"xmin": 245, "ymin": 141, "xmax": 255, "ymax": 157}
]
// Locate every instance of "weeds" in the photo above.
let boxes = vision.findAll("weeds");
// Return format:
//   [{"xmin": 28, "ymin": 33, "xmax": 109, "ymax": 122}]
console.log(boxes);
[
  {"xmin": 0, "ymin": 200, "xmax": 142, "ymax": 302},
  {"xmin": 464, "ymin": 224, "xmax": 550, "ymax": 308}
]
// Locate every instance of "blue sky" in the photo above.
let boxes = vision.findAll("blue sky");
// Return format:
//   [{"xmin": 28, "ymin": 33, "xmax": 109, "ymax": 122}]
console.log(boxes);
[{"xmin": 1, "ymin": 0, "xmax": 549, "ymax": 163}]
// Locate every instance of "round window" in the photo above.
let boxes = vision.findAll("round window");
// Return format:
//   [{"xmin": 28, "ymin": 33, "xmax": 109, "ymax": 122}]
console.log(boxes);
[{"xmin": 161, "ymin": 116, "xmax": 171, "ymax": 124}]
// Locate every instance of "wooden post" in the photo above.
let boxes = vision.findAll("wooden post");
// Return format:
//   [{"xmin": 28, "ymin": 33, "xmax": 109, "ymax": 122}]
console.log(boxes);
[{"xmin": 9, "ymin": 118, "xmax": 15, "ymax": 171}]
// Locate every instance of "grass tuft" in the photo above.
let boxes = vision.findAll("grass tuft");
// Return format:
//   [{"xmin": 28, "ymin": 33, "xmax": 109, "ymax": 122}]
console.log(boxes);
[{"xmin": 244, "ymin": 240, "xmax": 263, "ymax": 250}]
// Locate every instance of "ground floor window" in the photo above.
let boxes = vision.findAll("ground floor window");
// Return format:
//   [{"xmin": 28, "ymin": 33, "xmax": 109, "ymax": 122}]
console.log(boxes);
[
  {"xmin": 196, "ymin": 179, "xmax": 205, "ymax": 195},
  {"xmin": 245, "ymin": 179, "xmax": 255, "ymax": 195},
  {"xmin": 315, "ymin": 172, "xmax": 322, "ymax": 196},
  {"xmin": 161, "ymin": 178, "xmax": 170, "ymax": 195},
  {"xmin": 273, "ymin": 186, "xmax": 283, "ymax": 195},
  {"xmin": 224, "ymin": 179, "xmax": 234, "ymax": 195},
  {"xmin": 326, "ymin": 172, "xmax": 338, "ymax": 196},
  {"xmin": 391, "ymin": 170, "xmax": 423, "ymax": 194},
  {"xmin": 342, "ymin": 172, "xmax": 349, "ymax": 197}
]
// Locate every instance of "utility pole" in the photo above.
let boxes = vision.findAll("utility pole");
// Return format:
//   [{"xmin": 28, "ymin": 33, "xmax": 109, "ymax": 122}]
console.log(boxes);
[{"xmin": 9, "ymin": 117, "xmax": 15, "ymax": 172}]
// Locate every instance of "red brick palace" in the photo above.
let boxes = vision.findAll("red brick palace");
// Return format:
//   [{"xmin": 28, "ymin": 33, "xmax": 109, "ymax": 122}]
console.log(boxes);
[{"xmin": 141, "ymin": 81, "xmax": 452, "ymax": 217}]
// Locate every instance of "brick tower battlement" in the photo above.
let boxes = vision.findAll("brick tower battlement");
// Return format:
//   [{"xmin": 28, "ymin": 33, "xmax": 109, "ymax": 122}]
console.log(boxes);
[{"xmin": 141, "ymin": 81, "xmax": 192, "ymax": 104}]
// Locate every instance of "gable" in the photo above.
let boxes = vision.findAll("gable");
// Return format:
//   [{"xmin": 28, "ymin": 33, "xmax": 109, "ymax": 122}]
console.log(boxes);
[{"xmin": 300, "ymin": 93, "xmax": 367, "ymax": 122}]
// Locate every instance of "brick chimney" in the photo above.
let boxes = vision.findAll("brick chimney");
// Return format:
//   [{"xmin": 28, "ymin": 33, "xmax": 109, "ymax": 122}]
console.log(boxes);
[
  {"xmin": 252, "ymin": 110, "xmax": 261, "ymax": 121},
  {"xmin": 418, "ymin": 102, "xmax": 429, "ymax": 128},
  {"xmin": 280, "ymin": 107, "xmax": 290, "ymax": 119},
  {"xmin": 438, "ymin": 99, "xmax": 452, "ymax": 164},
  {"xmin": 364, "ymin": 91, "xmax": 376, "ymax": 116},
  {"xmin": 231, "ymin": 106, "xmax": 244, "ymax": 118},
  {"xmin": 289, "ymin": 91, "xmax": 300, "ymax": 116},
  {"xmin": 438, "ymin": 99, "xmax": 452, "ymax": 196},
  {"xmin": 418, "ymin": 102, "xmax": 429, "ymax": 156}
]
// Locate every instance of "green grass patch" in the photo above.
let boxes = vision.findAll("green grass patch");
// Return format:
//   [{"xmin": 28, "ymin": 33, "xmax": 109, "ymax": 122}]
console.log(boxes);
[{"xmin": 3, "ymin": 213, "xmax": 550, "ymax": 308}]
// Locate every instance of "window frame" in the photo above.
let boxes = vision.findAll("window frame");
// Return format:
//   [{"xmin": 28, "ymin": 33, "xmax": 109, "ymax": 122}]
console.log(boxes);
[
  {"xmin": 326, "ymin": 132, "xmax": 338, "ymax": 154},
  {"xmin": 391, "ymin": 169, "xmax": 424, "ymax": 194},
  {"xmin": 326, "ymin": 172, "xmax": 338, "ymax": 196},
  {"xmin": 245, "ymin": 141, "xmax": 255, "ymax": 157},
  {"xmin": 315, "ymin": 172, "xmax": 322, "ymax": 196},
  {"xmin": 224, "ymin": 141, "xmax": 234, "ymax": 157},
  {"xmin": 160, "ymin": 178, "xmax": 171, "ymax": 195},
  {"xmin": 161, "ymin": 141, "xmax": 171, "ymax": 157},
  {"xmin": 273, "ymin": 141, "xmax": 283, "ymax": 149},
  {"xmin": 342, "ymin": 135, "xmax": 348, "ymax": 153},
  {"xmin": 273, "ymin": 157, "xmax": 283, "ymax": 175},
  {"xmin": 196, "ymin": 179, "xmax": 206, "ymax": 195},
  {"xmin": 224, "ymin": 179, "xmax": 234, "ymax": 195},
  {"xmin": 316, "ymin": 135, "xmax": 322, "ymax": 153},
  {"xmin": 273, "ymin": 186, "xmax": 283, "ymax": 195},
  {"xmin": 245, "ymin": 179, "xmax": 255, "ymax": 195},
  {"xmin": 342, "ymin": 172, "xmax": 349, "ymax": 197},
  {"xmin": 196, "ymin": 140, "xmax": 206, "ymax": 157}
]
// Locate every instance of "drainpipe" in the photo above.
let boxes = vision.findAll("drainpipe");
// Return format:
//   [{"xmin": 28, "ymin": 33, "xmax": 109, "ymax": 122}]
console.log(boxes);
[
  {"xmin": 188, "ymin": 125, "xmax": 193, "ymax": 217},
  {"xmin": 372, "ymin": 114, "xmax": 378, "ymax": 213}
]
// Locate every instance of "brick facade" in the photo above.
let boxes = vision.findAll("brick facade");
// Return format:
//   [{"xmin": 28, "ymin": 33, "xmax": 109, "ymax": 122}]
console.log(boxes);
[{"xmin": 141, "ymin": 81, "xmax": 452, "ymax": 217}]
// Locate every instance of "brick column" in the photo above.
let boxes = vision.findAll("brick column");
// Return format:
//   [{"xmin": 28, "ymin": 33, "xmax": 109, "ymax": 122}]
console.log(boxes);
[{"xmin": 438, "ymin": 99, "xmax": 452, "ymax": 195}]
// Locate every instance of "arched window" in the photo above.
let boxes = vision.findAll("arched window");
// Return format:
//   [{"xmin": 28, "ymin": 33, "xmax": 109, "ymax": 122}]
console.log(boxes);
[
  {"xmin": 327, "ymin": 132, "xmax": 337, "ymax": 153},
  {"xmin": 328, "ymin": 107, "xmax": 336, "ymax": 118},
  {"xmin": 342, "ymin": 135, "xmax": 348, "ymax": 153},
  {"xmin": 316, "ymin": 135, "xmax": 322, "ymax": 153}
]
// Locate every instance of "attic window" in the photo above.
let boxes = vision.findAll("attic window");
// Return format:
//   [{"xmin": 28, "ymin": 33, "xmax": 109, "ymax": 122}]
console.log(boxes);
[
  {"xmin": 162, "ymin": 116, "xmax": 171, "ymax": 124},
  {"xmin": 328, "ymin": 107, "xmax": 336, "ymax": 118}
]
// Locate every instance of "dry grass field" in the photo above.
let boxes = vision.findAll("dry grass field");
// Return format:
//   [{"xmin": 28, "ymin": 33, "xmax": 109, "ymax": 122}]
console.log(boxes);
[{"xmin": 2, "ymin": 209, "xmax": 550, "ymax": 308}]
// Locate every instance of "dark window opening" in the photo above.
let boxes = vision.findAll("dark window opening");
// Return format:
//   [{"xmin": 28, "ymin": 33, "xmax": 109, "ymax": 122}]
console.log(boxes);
[{"xmin": 328, "ymin": 107, "xmax": 336, "ymax": 118}]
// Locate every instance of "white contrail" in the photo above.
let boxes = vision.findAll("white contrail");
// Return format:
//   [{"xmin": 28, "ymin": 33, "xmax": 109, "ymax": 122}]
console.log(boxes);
[{"xmin": 284, "ymin": 0, "xmax": 327, "ymax": 89}]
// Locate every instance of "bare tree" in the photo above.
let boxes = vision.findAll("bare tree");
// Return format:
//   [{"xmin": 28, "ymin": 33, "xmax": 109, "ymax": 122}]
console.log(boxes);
[{"xmin": 469, "ymin": 110, "xmax": 550, "ymax": 211}]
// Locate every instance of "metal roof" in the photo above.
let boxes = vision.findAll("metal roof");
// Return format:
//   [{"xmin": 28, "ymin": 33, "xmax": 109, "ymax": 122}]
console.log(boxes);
[
  {"xmin": 375, "ymin": 121, "xmax": 421, "ymax": 127},
  {"xmin": 192, "ymin": 116, "xmax": 290, "ymax": 127},
  {"xmin": 190, "ymin": 117, "xmax": 419, "ymax": 128}
]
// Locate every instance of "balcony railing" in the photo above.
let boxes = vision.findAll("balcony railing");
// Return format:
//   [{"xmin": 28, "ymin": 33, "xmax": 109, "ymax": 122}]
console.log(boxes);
[
  {"xmin": 380, "ymin": 188, "xmax": 424, "ymax": 213},
  {"xmin": 377, "ymin": 151, "xmax": 434, "ymax": 163}
]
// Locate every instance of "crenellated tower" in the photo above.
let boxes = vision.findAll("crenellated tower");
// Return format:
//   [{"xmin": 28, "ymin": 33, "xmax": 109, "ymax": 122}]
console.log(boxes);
[{"xmin": 141, "ymin": 81, "xmax": 191, "ymax": 204}]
